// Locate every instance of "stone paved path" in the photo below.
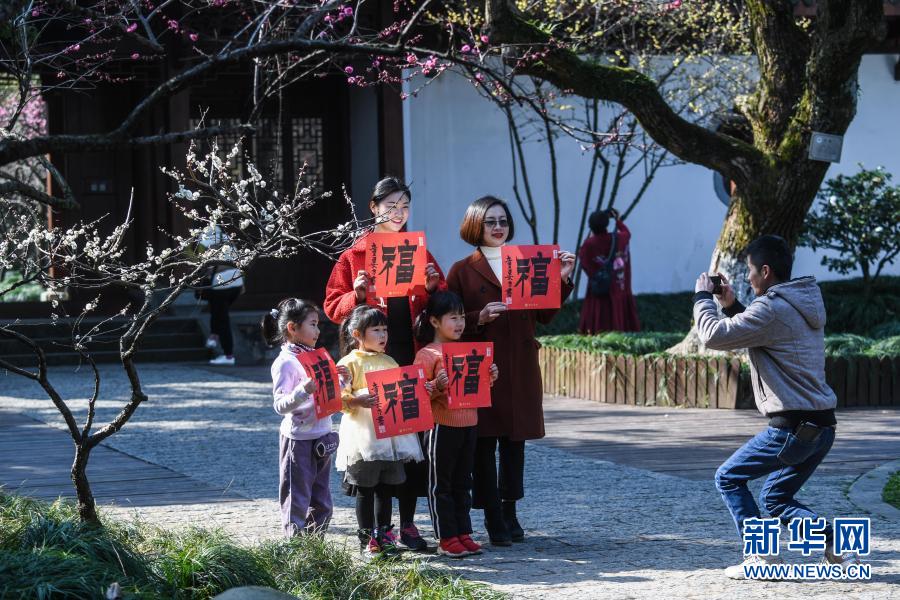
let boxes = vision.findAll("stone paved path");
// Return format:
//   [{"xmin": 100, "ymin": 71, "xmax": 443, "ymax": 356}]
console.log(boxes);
[{"xmin": 1, "ymin": 362, "xmax": 898, "ymax": 599}]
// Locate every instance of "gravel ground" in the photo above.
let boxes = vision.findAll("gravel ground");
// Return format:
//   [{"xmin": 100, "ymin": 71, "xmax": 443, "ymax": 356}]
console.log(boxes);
[{"xmin": 1, "ymin": 362, "xmax": 897, "ymax": 599}]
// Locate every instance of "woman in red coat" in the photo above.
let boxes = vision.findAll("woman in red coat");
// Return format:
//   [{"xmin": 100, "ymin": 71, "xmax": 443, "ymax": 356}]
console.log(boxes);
[
  {"xmin": 446, "ymin": 196, "xmax": 575, "ymax": 546},
  {"xmin": 578, "ymin": 208, "xmax": 641, "ymax": 333},
  {"xmin": 324, "ymin": 176, "xmax": 446, "ymax": 551}
]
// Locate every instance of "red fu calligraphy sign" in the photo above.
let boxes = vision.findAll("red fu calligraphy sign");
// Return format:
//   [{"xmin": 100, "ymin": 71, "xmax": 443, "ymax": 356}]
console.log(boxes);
[
  {"xmin": 441, "ymin": 342, "xmax": 494, "ymax": 409},
  {"xmin": 501, "ymin": 245, "xmax": 561, "ymax": 310},
  {"xmin": 364, "ymin": 232, "xmax": 428, "ymax": 298},
  {"xmin": 296, "ymin": 348, "xmax": 343, "ymax": 418},
  {"xmin": 366, "ymin": 365, "xmax": 434, "ymax": 439}
]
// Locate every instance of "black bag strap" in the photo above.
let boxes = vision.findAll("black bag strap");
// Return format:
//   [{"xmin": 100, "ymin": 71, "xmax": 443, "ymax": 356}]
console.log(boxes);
[{"xmin": 605, "ymin": 232, "xmax": 617, "ymax": 264}]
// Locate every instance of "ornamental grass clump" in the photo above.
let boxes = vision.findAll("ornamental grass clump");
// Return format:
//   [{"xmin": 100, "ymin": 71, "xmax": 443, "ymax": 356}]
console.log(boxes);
[{"xmin": 0, "ymin": 492, "xmax": 506, "ymax": 600}]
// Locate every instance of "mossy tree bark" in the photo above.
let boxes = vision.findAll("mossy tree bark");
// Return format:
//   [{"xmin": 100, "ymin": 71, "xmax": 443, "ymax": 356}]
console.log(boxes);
[{"xmin": 485, "ymin": 0, "xmax": 885, "ymax": 350}]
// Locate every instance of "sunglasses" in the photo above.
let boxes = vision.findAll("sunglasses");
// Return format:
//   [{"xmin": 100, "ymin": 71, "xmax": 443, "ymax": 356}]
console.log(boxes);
[{"xmin": 484, "ymin": 219, "xmax": 509, "ymax": 229}]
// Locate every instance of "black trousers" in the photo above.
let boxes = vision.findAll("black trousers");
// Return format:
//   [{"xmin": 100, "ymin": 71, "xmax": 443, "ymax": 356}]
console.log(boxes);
[
  {"xmin": 355, "ymin": 483, "xmax": 393, "ymax": 532},
  {"xmin": 208, "ymin": 287, "xmax": 241, "ymax": 355},
  {"xmin": 472, "ymin": 436, "xmax": 525, "ymax": 511},
  {"xmin": 425, "ymin": 424, "xmax": 476, "ymax": 540}
]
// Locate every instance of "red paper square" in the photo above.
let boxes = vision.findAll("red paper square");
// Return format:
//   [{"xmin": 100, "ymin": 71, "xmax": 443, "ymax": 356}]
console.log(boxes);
[
  {"xmin": 366, "ymin": 365, "xmax": 434, "ymax": 439},
  {"xmin": 441, "ymin": 342, "xmax": 494, "ymax": 409},
  {"xmin": 364, "ymin": 232, "xmax": 428, "ymax": 298},
  {"xmin": 500, "ymin": 244, "xmax": 561, "ymax": 310},
  {"xmin": 296, "ymin": 348, "xmax": 343, "ymax": 418}
]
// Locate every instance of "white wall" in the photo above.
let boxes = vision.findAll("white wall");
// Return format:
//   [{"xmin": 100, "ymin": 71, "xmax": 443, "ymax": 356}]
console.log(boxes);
[{"xmin": 402, "ymin": 55, "xmax": 900, "ymax": 293}]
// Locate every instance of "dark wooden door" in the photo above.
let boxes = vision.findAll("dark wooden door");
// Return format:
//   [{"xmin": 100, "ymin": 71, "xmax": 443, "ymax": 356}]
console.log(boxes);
[{"xmin": 189, "ymin": 76, "xmax": 352, "ymax": 308}]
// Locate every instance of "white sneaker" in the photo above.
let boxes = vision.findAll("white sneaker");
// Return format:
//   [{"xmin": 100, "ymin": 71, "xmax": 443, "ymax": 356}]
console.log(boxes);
[
  {"xmin": 725, "ymin": 554, "xmax": 784, "ymax": 580},
  {"xmin": 209, "ymin": 355, "xmax": 235, "ymax": 366},
  {"xmin": 205, "ymin": 337, "xmax": 219, "ymax": 349}
]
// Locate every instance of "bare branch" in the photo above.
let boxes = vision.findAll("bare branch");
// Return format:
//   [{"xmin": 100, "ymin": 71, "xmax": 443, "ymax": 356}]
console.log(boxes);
[{"xmin": 0, "ymin": 325, "xmax": 82, "ymax": 443}]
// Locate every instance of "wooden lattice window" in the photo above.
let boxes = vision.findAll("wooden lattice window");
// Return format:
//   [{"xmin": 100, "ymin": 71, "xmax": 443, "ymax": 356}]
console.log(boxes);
[{"xmin": 188, "ymin": 116, "xmax": 323, "ymax": 194}]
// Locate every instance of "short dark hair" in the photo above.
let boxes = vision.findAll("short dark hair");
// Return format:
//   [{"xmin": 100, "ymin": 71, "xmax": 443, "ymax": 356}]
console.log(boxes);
[
  {"xmin": 459, "ymin": 195, "xmax": 515, "ymax": 246},
  {"xmin": 414, "ymin": 291, "xmax": 466, "ymax": 345},
  {"xmin": 370, "ymin": 176, "xmax": 410, "ymax": 208},
  {"xmin": 588, "ymin": 210, "xmax": 611, "ymax": 235},
  {"xmin": 744, "ymin": 235, "xmax": 793, "ymax": 281}
]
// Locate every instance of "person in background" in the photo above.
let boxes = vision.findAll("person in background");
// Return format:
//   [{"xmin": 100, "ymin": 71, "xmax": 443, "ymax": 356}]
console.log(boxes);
[
  {"xmin": 199, "ymin": 225, "xmax": 244, "ymax": 366},
  {"xmin": 578, "ymin": 208, "xmax": 640, "ymax": 334}
]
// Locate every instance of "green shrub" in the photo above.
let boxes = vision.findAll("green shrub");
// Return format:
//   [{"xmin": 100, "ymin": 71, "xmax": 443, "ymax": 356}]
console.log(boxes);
[
  {"xmin": 800, "ymin": 166, "xmax": 900, "ymax": 295},
  {"xmin": 0, "ymin": 271, "xmax": 44, "ymax": 303},
  {"xmin": 0, "ymin": 495, "xmax": 155, "ymax": 599},
  {"xmin": 537, "ymin": 292, "xmax": 693, "ymax": 336},
  {"xmin": 823, "ymin": 334, "xmax": 873, "ymax": 357},
  {"xmin": 871, "ymin": 321, "xmax": 900, "ymax": 339},
  {"xmin": 538, "ymin": 331, "xmax": 900, "ymax": 359},
  {"xmin": 257, "ymin": 535, "xmax": 501, "ymax": 599},
  {"xmin": 0, "ymin": 492, "xmax": 505, "ymax": 600},
  {"xmin": 884, "ymin": 472, "xmax": 900, "ymax": 511},
  {"xmin": 149, "ymin": 528, "xmax": 275, "ymax": 598},
  {"xmin": 867, "ymin": 336, "xmax": 900, "ymax": 358},
  {"xmin": 539, "ymin": 332, "xmax": 685, "ymax": 355},
  {"xmin": 633, "ymin": 292, "xmax": 695, "ymax": 332},
  {"xmin": 536, "ymin": 300, "xmax": 581, "ymax": 336},
  {"xmin": 819, "ymin": 276, "xmax": 900, "ymax": 335},
  {"xmin": 537, "ymin": 277, "xmax": 899, "ymax": 338}
]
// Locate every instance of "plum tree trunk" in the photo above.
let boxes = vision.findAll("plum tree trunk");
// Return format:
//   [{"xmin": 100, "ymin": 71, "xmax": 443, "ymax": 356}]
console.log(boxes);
[{"xmin": 72, "ymin": 444, "xmax": 99, "ymax": 524}]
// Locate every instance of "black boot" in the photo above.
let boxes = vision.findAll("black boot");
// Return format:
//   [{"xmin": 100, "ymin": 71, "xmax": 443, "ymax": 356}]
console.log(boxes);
[
  {"xmin": 502, "ymin": 501, "xmax": 525, "ymax": 542},
  {"xmin": 484, "ymin": 507, "xmax": 512, "ymax": 546}
]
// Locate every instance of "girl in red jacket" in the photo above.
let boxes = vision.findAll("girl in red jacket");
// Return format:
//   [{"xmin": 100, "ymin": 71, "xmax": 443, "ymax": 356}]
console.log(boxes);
[{"xmin": 324, "ymin": 176, "xmax": 446, "ymax": 551}]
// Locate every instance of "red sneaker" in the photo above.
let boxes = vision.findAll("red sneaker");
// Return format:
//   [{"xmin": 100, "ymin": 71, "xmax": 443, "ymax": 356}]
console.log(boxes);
[
  {"xmin": 437, "ymin": 536, "xmax": 470, "ymax": 558},
  {"xmin": 458, "ymin": 534, "xmax": 483, "ymax": 555}
]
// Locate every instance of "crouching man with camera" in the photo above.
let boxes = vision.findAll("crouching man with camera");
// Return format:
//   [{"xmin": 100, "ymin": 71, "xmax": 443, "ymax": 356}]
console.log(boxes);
[{"xmin": 693, "ymin": 235, "xmax": 853, "ymax": 579}]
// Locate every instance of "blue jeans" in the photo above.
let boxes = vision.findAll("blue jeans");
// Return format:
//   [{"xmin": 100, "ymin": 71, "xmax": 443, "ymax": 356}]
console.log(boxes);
[{"xmin": 715, "ymin": 425, "xmax": 835, "ymax": 540}]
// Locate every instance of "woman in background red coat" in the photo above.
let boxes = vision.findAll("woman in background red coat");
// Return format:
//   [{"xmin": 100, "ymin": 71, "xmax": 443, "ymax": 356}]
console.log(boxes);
[{"xmin": 578, "ymin": 208, "xmax": 641, "ymax": 334}]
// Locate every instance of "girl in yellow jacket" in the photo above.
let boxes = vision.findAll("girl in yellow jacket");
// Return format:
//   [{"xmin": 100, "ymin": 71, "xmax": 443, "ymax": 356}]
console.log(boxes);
[{"xmin": 336, "ymin": 305, "xmax": 423, "ymax": 555}]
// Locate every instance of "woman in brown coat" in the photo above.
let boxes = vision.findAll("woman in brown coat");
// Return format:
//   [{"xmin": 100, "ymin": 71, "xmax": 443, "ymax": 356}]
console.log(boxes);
[{"xmin": 446, "ymin": 196, "xmax": 575, "ymax": 545}]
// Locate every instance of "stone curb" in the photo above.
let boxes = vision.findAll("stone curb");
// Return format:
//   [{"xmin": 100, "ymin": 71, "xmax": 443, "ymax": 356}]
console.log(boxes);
[{"xmin": 848, "ymin": 458, "xmax": 900, "ymax": 520}]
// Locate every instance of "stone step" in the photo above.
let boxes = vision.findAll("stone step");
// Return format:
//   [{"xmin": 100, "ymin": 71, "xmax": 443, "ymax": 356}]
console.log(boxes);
[
  {"xmin": 0, "ymin": 332, "xmax": 203, "ymax": 355},
  {"xmin": 0, "ymin": 316, "xmax": 204, "ymax": 339},
  {"xmin": 0, "ymin": 316, "xmax": 208, "ymax": 366},
  {"xmin": 2, "ymin": 347, "xmax": 211, "ymax": 367}
]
